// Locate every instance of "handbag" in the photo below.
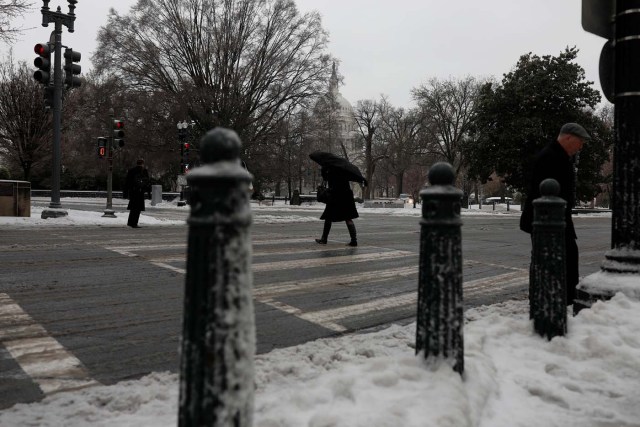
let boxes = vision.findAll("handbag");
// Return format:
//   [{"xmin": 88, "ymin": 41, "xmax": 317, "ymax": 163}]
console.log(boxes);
[{"xmin": 316, "ymin": 182, "xmax": 331, "ymax": 203}]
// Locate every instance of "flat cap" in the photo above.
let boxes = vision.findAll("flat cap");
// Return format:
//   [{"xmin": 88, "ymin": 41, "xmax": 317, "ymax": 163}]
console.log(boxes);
[{"xmin": 560, "ymin": 123, "xmax": 591, "ymax": 140}]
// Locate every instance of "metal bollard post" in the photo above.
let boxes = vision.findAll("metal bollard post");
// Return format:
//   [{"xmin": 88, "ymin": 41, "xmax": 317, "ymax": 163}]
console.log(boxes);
[
  {"xmin": 507, "ymin": 200, "xmax": 510, "ymax": 211},
  {"xmin": 530, "ymin": 178, "xmax": 566, "ymax": 340},
  {"xmin": 415, "ymin": 162, "xmax": 464, "ymax": 375},
  {"xmin": 178, "ymin": 128, "xmax": 255, "ymax": 427}
]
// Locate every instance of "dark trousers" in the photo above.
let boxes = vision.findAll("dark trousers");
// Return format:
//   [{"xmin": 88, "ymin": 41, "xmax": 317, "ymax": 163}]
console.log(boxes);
[
  {"xmin": 128, "ymin": 209, "xmax": 141, "ymax": 226},
  {"xmin": 566, "ymin": 237, "xmax": 579, "ymax": 304}
]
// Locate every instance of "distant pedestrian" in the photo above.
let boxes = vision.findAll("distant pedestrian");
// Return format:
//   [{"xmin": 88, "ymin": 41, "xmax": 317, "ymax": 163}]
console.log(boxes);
[
  {"xmin": 124, "ymin": 159, "xmax": 151, "ymax": 228},
  {"xmin": 520, "ymin": 122, "xmax": 590, "ymax": 305},
  {"xmin": 315, "ymin": 166, "xmax": 360, "ymax": 246}
]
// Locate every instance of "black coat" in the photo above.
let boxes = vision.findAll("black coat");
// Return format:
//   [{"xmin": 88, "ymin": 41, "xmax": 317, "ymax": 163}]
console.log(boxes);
[
  {"xmin": 320, "ymin": 168, "xmax": 359, "ymax": 222},
  {"xmin": 520, "ymin": 140, "xmax": 577, "ymax": 239},
  {"xmin": 124, "ymin": 166, "xmax": 150, "ymax": 211}
]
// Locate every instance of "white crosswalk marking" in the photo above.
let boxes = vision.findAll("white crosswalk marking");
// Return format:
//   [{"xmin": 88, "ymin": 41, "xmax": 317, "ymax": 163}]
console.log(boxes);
[
  {"xmin": 253, "ymin": 266, "xmax": 418, "ymax": 298},
  {"xmin": 253, "ymin": 250, "xmax": 414, "ymax": 272},
  {"xmin": 0, "ymin": 293, "xmax": 100, "ymax": 395},
  {"xmin": 103, "ymin": 239, "xmax": 529, "ymax": 334}
]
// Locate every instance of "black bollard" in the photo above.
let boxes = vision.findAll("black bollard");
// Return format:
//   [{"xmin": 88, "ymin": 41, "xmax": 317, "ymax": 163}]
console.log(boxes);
[
  {"xmin": 178, "ymin": 128, "xmax": 255, "ymax": 427},
  {"xmin": 530, "ymin": 178, "xmax": 566, "ymax": 340},
  {"xmin": 415, "ymin": 162, "xmax": 464, "ymax": 375}
]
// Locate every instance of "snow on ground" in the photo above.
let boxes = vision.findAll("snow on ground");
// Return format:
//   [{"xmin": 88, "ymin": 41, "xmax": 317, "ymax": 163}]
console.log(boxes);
[
  {"xmin": 0, "ymin": 197, "xmax": 626, "ymax": 426},
  {"xmin": 0, "ymin": 295, "xmax": 638, "ymax": 427}
]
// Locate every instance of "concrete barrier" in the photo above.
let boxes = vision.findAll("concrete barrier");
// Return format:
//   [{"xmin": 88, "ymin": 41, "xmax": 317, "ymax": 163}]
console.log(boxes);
[
  {"xmin": 151, "ymin": 185, "xmax": 162, "ymax": 206},
  {"xmin": 0, "ymin": 180, "xmax": 30, "ymax": 217}
]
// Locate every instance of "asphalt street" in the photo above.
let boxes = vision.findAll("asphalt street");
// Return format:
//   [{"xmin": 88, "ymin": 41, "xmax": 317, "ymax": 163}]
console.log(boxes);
[{"xmin": 0, "ymin": 206, "xmax": 611, "ymax": 409}]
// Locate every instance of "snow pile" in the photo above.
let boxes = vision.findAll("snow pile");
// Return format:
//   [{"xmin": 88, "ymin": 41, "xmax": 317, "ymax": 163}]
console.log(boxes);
[
  {"xmin": 1, "ymin": 294, "xmax": 639, "ymax": 427},
  {"xmin": 1, "ymin": 206, "xmax": 184, "ymax": 227}
]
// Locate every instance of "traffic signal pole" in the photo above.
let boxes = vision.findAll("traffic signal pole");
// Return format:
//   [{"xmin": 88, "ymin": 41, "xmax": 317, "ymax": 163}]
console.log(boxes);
[
  {"xmin": 102, "ymin": 108, "xmax": 116, "ymax": 217},
  {"xmin": 38, "ymin": 0, "xmax": 78, "ymax": 219},
  {"xmin": 576, "ymin": 0, "xmax": 640, "ymax": 311},
  {"xmin": 50, "ymin": 20, "xmax": 63, "ymax": 210}
]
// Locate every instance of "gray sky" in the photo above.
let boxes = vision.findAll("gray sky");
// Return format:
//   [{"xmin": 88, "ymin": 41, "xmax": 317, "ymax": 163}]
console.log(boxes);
[{"xmin": 5, "ymin": 0, "xmax": 607, "ymax": 108}]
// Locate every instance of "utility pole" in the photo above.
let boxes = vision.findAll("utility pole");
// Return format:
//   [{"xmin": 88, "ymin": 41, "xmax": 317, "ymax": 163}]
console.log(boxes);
[{"xmin": 38, "ymin": 0, "xmax": 78, "ymax": 219}]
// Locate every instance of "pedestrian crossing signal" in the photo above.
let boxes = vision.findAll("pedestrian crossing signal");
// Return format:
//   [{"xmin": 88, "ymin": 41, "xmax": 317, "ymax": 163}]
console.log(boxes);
[{"xmin": 97, "ymin": 137, "xmax": 107, "ymax": 159}]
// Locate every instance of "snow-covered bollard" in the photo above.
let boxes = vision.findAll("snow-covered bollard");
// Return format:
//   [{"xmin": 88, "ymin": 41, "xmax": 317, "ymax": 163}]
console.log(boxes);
[
  {"xmin": 178, "ymin": 128, "xmax": 255, "ymax": 427},
  {"xmin": 416, "ymin": 162, "xmax": 464, "ymax": 375},
  {"xmin": 530, "ymin": 178, "xmax": 567, "ymax": 340}
]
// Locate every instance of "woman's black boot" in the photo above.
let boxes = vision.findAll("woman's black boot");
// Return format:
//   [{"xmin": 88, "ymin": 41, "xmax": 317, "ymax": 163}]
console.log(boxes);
[
  {"xmin": 346, "ymin": 222, "xmax": 357, "ymax": 247},
  {"xmin": 316, "ymin": 220, "xmax": 331, "ymax": 244}
]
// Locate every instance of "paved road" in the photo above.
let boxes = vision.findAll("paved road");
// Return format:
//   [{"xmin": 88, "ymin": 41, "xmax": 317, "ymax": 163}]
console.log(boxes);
[{"xmin": 0, "ymin": 209, "xmax": 610, "ymax": 409}]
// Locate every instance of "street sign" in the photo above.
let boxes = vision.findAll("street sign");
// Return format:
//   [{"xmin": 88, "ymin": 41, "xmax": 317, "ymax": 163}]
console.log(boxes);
[
  {"xmin": 177, "ymin": 174, "xmax": 187, "ymax": 186},
  {"xmin": 582, "ymin": 0, "xmax": 614, "ymax": 39}
]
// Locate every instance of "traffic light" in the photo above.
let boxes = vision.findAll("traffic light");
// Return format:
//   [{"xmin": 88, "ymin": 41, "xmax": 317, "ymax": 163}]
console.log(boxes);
[
  {"xmin": 183, "ymin": 142, "xmax": 190, "ymax": 154},
  {"xmin": 63, "ymin": 48, "xmax": 82, "ymax": 88},
  {"xmin": 33, "ymin": 43, "xmax": 51, "ymax": 85},
  {"xmin": 43, "ymin": 85, "xmax": 54, "ymax": 110},
  {"xmin": 582, "ymin": 1, "xmax": 614, "ymax": 102},
  {"xmin": 113, "ymin": 119, "xmax": 125, "ymax": 148},
  {"xmin": 97, "ymin": 137, "xmax": 107, "ymax": 159}
]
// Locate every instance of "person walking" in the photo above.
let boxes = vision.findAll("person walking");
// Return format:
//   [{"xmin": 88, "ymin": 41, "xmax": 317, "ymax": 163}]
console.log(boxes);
[
  {"xmin": 124, "ymin": 158, "xmax": 151, "ymax": 228},
  {"xmin": 519, "ymin": 122, "xmax": 590, "ymax": 305},
  {"xmin": 315, "ymin": 166, "xmax": 360, "ymax": 246}
]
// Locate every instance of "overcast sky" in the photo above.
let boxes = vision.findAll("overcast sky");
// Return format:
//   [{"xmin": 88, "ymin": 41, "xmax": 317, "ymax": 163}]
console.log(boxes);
[{"xmin": 4, "ymin": 0, "xmax": 607, "ymax": 108}]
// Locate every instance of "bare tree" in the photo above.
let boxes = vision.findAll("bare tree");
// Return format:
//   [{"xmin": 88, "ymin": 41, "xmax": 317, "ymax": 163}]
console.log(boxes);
[
  {"xmin": 353, "ymin": 98, "xmax": 385, "ymax": 199},
  {"xmin": 377, "ymin": 103, "xmax": 424, "ymax": 196},
  {"xmin": 411, "ymin": 76, "xmax": 481, "ymax": 176},
  {"xmin": 0, "ymin": 56, "xmax": 51, "ymax": 180},
  {"xmin": 93, "ymin": 0, "xmax": 333, "ymax": 162},
  {"xmin": 0, "ymin": 0, "xmax": 33, "ymax": 44}
]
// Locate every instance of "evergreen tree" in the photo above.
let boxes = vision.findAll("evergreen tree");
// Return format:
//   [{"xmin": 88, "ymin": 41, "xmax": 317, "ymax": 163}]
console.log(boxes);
[{"xmin": 468, "ymin": 47, "xmax": 612, "ymax": 201}]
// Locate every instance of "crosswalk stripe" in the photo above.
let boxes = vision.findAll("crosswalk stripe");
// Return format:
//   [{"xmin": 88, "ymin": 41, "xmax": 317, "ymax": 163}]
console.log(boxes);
[
  {"xmin": 291, "ymin": 273, "xmax": 529, "ymax": 328},
  {"xmin": 259, "ymin": 299, "xmax": 347, "ymax": 332},
  {"xmin": 102, "ymin": 241, "xmax": 528, "ymax": 332},
  {"xmin": 253, "ymin": 250, "xmax": 414, "ymax": 272},
  {"xmin": 0, "ymin": 293, "xmax": 100, "ymax": 395},
  {"xmin": 254, "ymin": 266, "xmax": 418, "ymax": 298}
]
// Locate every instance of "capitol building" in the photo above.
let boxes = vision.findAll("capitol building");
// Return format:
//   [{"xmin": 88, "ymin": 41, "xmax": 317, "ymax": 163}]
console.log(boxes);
[{"xmin": 303, "ymin": 63, "xmax": 364, "ymax": 198}]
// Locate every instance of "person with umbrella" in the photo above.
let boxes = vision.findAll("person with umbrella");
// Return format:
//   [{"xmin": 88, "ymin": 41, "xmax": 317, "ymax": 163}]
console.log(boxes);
[{"xmin": 310, "ymin": 152, "xmax": 367, "ymax": 247}]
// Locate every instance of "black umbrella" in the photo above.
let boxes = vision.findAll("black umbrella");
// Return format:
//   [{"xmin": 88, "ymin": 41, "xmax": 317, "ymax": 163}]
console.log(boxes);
[{"xmin": 309, "ymin": 151, "xmax": 367, "ymax": 185}]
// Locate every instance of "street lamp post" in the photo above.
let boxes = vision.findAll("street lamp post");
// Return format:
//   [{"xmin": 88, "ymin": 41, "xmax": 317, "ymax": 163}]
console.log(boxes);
[
  {"xmin": 177, "ymin": 121, "xmax": 188, "ymax": 206},
  {"xmin": 39, "ymin": 0, "xmax": 78, "ymax": 219},
  {"xmin": 102, "ymin": 108, "xmax": 116, "ymax": 217}
]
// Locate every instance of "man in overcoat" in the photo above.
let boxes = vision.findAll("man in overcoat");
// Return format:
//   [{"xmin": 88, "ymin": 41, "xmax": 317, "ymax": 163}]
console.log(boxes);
[
  {"xmin": 124, "ymin": 159, "xmax": 151, "ymax": 228},
  {"xmin": 520, "ymin": 122, "xmax": 590, "ymax": 305}
]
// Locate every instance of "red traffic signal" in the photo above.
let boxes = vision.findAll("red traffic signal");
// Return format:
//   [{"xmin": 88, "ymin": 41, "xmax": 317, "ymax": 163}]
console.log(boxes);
[
  {"xmin": 113, "ymin": 120, "xmax": 125, "ymax": 138},
  {"xmin": 33, "ymin": 43, "xmax": 51, "ymax": 85},
  {"xmin": 184, "ymin": 142, "xmax": 190, "ymax": 150},
  {"xmin": 34, "ymin": 43, "xmax": 50, "ymax": 56}
]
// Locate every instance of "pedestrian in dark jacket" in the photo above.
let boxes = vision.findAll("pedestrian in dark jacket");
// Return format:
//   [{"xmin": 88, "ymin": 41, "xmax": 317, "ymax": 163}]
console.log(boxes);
[
  {"xmin": 315, "ymin": 166, "xmax": 360, "ymax": 246},
  {"xmin": 124, "ymin": 159, "xmax": 151, "ymax": 228},
  {"xmin": 520, "ymin": 122, "xmax": 590, "ymax": 304}
]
